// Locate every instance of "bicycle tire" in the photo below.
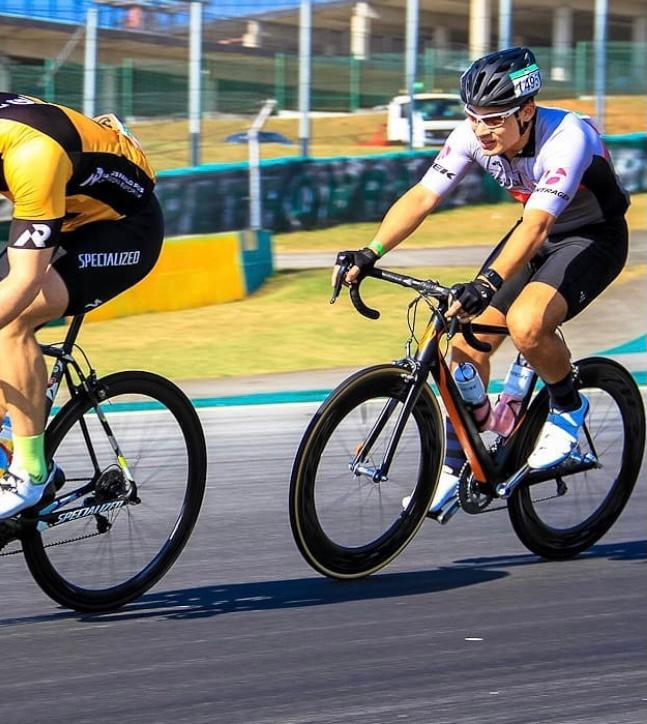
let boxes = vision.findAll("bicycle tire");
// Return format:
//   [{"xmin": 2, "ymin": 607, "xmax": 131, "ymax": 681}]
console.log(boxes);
[
  {"xmin": 289, "ymin": 364, "xmax": 444, "ymax": 579},
  {"xmin": 507, "ymin": 358, "xmax": 645, "ymax": 559},
  {"xmin": 22, "ymin": 371, "xmax": 207, "ymax": 613}
]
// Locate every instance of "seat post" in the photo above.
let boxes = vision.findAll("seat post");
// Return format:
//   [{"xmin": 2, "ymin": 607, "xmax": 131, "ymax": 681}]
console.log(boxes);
[{"xmin": 61, "ymin": 315, "xmax": 85, "ymax": 354}]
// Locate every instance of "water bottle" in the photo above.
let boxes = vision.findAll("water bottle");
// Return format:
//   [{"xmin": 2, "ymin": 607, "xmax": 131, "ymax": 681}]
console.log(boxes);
[
  {"xmin": 454, "ymin": 363, "xmax": 493, "ymax": 431},
  {"xmin": 0, "ymin": 414, "xmax": 13, "ymax": 477},
  {"xmin": 491, "ymin": 354, "xmax": 535, "ymax": 437}
]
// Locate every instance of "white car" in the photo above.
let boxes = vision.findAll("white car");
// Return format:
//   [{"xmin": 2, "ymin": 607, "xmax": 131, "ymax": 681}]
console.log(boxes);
[{"xmin": 387, "ymin": 92, "xmax": 464, "ymax": 146}]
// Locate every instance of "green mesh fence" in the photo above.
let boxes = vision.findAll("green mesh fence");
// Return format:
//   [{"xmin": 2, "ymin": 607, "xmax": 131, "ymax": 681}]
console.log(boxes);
[{"xmin": 4, "ymin": 43, "xmax": 645, "ymax": 118}]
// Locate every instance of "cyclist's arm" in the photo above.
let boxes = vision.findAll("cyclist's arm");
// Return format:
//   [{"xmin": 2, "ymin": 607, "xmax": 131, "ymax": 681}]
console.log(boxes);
[
  {"xmin": 486, "ymin": 207, "xmax": 556, "ymax": 281},
  {"xmin": 0, "ymin": 139, "xmax": 68, "ymax": 326},
  {"xmin": 368, "ymin": 123, "xmax": 476, "ymax": 256},
  {"xmin": 367, "ymin": 183, "xmax": 443, "ymax": 255}
]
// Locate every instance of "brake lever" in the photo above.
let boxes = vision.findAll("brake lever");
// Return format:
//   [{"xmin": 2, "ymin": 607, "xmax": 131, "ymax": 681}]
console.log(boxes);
[
  {"xmin": 446, "ymin": 317, "xmax": 460, "ymax": 340},
  {"xmin": 330, "ymin": 253, "xmax": 352, "ymax": 304}
]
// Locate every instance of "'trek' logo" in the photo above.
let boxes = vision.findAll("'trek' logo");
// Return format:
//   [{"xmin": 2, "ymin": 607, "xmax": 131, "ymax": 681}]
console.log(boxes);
[
  {"xmin": 431, "ymin": 162, "xmax": 455, "ymax": 179},
  {"xmin": 543, "ymin": 167, "xmax": 567, "ymax": 185}
]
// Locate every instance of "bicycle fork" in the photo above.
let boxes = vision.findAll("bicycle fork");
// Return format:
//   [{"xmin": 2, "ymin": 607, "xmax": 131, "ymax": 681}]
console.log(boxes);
[{"xmin": 349, "ymin": 369, "xmax": 425, "ymax": 484}]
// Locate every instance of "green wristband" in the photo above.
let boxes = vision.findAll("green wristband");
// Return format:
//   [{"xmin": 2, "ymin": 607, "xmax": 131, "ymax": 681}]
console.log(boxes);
[{"xmin": 368, "ymin": 240, "xmax": 385, "ymax": 257}]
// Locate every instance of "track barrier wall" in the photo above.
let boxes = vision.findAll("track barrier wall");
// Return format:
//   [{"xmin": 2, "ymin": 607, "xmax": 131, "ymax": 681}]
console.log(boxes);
[
  {"xmin": 86, "ymin": 229, "xmax": 273, "ymax": 322},
  {"xmin": 156, "ymin": 133, "xmax": 647, "ymax": 236}
]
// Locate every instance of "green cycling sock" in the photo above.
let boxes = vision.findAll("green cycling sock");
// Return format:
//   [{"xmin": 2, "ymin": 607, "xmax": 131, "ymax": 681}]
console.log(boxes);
[{"xmin": 12, "ymin": 433, "xmax": 48, "ymax": 484}]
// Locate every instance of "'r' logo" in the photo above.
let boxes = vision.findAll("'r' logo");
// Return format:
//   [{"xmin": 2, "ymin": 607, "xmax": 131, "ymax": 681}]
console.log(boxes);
[{"xmin": 13, "ymin": 224, "xmax": 52, "ymax": 248}]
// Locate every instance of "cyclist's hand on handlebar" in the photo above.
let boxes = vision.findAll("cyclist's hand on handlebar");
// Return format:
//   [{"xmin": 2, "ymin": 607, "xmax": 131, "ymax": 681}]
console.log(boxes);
[
  {"xmin": 331, "ymin": 248, "xmax": 379, "ymax": 288},
  {"xmin": 446, "ymin": 278, "xmax": 496, "ymax": 320}
]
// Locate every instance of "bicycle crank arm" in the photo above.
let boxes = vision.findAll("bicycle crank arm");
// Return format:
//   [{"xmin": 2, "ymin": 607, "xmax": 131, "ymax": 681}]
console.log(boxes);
[
  {"xmin": 350, "ymin": 463, "xmax": 387, "ymax": 483},
  {"xmin": 496, "ymin": 464, "xmax": 530, "ymax": 499},
  {"xmin": 525, "ymin": 452, "xmax": 600, "ymax": 486},
  {"xmin": 496, "ymin": 451, "xmax": 600, "ymax": 499}
]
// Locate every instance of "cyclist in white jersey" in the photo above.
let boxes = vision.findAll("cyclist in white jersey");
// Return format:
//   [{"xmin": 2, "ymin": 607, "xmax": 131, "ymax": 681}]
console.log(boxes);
[{"xmin": 334, "ymin": 47, "xmax": 629, "ymax": 518}]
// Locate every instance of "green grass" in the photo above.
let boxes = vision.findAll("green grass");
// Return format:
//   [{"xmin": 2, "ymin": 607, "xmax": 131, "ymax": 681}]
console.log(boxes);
[
  {"xmin": 274, "ymin": 202, "xmax": 522, "ymax": 251},
  {"xmin": 36, "ymin": 194, "xmax": 646, "ymax": 382},
  {"xmin": 275, "ymin": 194, "xmax": 647, "ymax": 252},
  {"xmin": 38, "ymin": 266, "xmax": 473, "ymax": 380}
]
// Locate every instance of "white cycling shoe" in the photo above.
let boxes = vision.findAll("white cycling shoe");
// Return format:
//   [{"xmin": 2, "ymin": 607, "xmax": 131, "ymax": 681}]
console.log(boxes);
[
  {"xmin": 0, "ymin": 464, "xmax": 61, "ymax": 519},
  {"xmin": 402, "ymin": 465, "xmax": 460, "ymax": 517},
  {"xmin": 527, "ymin": 395, "xmax": 589, "ymax": 470}
]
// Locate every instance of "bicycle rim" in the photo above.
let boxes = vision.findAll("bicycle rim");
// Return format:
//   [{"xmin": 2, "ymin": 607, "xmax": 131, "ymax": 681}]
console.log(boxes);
[
  {"xmin": 23, "ymin": 372, "xmax": 206, "ymax": 612},
  {"xmin": 290, "ymin": 366, "xmax": 443, "ymax": 578},
  {"xmin": 508, "ymin": 359, "xmax": 645, "ymax": 558}
]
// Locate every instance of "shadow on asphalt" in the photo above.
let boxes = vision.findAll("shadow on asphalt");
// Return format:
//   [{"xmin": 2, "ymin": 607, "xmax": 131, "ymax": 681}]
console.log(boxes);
[
  {"xmin": 453, "ymin": 538, "xmax": 646, "ymax": 567},
  {"xmin": 0, "ymin": 539, "xmax": 642, "ymax": 627},
  {"xmin": 83, "ymin": 565, "xmax": 509, "ymax": 622}
]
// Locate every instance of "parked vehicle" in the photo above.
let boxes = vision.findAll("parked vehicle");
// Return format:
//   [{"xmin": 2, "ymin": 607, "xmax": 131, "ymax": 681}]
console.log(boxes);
[{"xmin": 387, "ymin": 92, "xmax": 464, "ymax": 146}]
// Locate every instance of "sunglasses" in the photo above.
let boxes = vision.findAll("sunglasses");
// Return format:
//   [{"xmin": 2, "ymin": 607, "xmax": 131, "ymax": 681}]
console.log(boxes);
[{"xmin": 464, "ymin": 104, "xmax": 521, "ymax": 129}]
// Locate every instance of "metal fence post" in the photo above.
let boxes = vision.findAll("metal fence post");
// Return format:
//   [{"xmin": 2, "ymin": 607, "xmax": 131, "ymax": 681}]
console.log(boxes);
[
  {"xmin": 298, "ymin": 0, "xmax": 312, "ymax": 157},
  {"xmin": 189, "ymin": 0, "xmax": 203, "ymax": 167},
  {"xmin": 83, "ymin": 3, "xmax": 98, "ymax": 117},
  {"xmin": 405, "ymin": 0, "xmax": 419, "ymax": 151},
  {"xmin": 249, "ymin": 99, "xmax": 277, "ymax": 231},
  {"xmin": 594, "ymin": 0, "xmax": 607, "ymax": 131}
]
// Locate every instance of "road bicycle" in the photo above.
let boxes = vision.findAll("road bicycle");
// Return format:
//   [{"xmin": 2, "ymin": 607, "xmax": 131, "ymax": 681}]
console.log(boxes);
[
  {"xmin": 0, "ymin": 314, "xmax": 207, "ymax": 612},
  {"xmin": 289, "ymin": 264, "xmax": 645, "ymax": 579}
]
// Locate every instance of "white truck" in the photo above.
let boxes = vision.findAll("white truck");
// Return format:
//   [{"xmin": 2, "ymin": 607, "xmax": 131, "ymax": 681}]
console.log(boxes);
[{"xmin": 387, "ymin": 92, "xmax": 464, "ymax": 147}]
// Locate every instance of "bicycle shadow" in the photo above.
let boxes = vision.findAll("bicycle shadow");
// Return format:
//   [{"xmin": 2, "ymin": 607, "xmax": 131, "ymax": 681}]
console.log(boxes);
[
  {"xmin": 453, "ymin": 538, "xmax": 646, "ymax": 568},
  {"xmin": 103, "ymin": 538, "xmax": 643, "ymax": 623},
  {"xmin": 0, "ymin": 565, "xmax": 507, "ymax": 627},
  {"xmin": 1, "ymin": 539, "xmax": 641, "ymax": 627},
  {"xmin": 80, "ymin": 564, "xmax": 508, "ymax": 623}
]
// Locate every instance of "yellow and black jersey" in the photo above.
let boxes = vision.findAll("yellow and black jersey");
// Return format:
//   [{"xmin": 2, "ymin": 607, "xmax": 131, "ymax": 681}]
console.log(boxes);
[{"xmin": 0, "ymin": 92, "xmax": 156, "ymax": 249}]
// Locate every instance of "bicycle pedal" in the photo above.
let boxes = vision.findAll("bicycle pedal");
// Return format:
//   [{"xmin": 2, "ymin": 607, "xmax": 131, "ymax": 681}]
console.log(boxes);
[{"xmin": 427, "ymin": 497, "xmax": 460, "ymax": 524}]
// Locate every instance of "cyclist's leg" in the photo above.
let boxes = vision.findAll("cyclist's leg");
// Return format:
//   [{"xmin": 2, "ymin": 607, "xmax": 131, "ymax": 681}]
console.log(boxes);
[
  {"xmin": 0, "ymin": 196, "xmax": 162, "ymax": 516},
  {"xmin": 451, "ymin": 219, "xmax": 534, "ymax": 385},
  {"xmin": 507, "ymin": 217, "xmax": 628, "ymax": 381},
  {"xmin": 0, "ymin": 264, "xmax": 69, "ymax": 435},
  {"xmin": 507, "ymin": 217, "xmax": 628, "ymax": 468},
  {"xmin": 432, "ymin": 228, "xmax": 533, "ymax": 512},
  {"xmin": 0, "ymin": 254, "xmax": 70, "ymax": 516}
]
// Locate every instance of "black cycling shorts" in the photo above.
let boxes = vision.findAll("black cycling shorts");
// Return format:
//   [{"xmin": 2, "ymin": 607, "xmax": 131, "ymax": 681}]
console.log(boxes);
[
  {"xmin": 481, "ymin": 215, "xmax": 628, "ymax": 321},
  {"xmin": 0, "ymin": 195, "xmax": 164, "ymax": 317}
]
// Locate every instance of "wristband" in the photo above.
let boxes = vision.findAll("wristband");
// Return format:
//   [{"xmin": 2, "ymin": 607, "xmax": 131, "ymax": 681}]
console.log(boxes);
[
  {"xmin": 479, "ymin": 267, "xmax": 504, "ymax": 291},
  {"xmin": 368, "ymin": 240, "xmax": 386, "ymax": 257}
]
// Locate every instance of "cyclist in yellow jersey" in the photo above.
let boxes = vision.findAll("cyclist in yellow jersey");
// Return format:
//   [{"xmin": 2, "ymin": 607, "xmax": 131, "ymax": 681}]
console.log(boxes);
[{"xmin": 0, "ymin": 93, "xmax": 164, "ymax": 518}]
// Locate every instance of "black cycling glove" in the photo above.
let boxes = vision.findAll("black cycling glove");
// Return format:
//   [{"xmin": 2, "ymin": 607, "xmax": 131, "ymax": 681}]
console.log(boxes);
[
  {"xmin": 335, "ymin": 247, "xmax": 379, "ymax": 282},
  {"xmin": 450, "ymin": 278, "xmax": 496, "ymax": 316}
]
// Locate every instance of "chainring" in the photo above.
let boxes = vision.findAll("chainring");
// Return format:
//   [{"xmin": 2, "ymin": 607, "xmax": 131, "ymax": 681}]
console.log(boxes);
[{"xmin": 458, "ymin": 466, "xmax": 494, "ymax": 514}]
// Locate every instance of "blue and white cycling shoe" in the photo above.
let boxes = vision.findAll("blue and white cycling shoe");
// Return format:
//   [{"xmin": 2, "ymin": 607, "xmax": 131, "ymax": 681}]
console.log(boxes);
[
  {"xmin": 402, "ymin": 465, "xmax": 460, "ymax": 515},
  {"xmin": 527, "ymin": 395, "xmax": 590, "ymax": 470},
  {"xmin": 0, "ymin": 464, "xmax": 62, "ymax": 519}
]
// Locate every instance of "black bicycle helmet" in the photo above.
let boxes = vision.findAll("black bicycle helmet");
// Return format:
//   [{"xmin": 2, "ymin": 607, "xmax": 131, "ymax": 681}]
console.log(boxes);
[{"xmin": 460, "ymin": 47, "xmax": 542, "ymax": 108}]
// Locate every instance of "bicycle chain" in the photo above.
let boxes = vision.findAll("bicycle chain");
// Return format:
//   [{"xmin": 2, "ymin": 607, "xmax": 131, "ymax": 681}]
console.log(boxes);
[
  {"xmin": 0, "ymin": 530, "xmax": 104, "ymax": 557},
  {"xmin": 475, "ymin": 490, "xmax": 565, "ymax": 514}
]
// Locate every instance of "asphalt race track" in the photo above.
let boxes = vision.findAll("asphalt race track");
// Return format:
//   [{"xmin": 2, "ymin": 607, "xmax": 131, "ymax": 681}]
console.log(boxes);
[{"xmin": 0, "ymin": 399, "xmax": 645, "ymax": 724}]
